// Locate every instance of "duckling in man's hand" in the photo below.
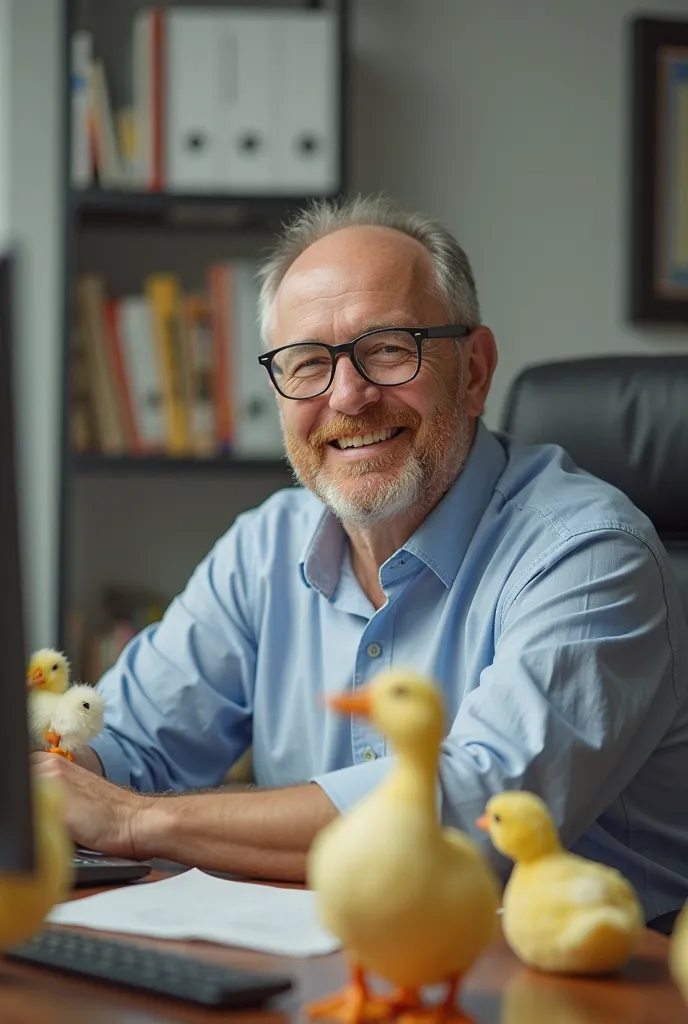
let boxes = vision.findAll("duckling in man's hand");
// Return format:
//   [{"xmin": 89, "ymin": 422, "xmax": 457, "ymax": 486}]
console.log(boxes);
[
  {"xmin": 477, "ymin": 791, "xmax": 643, "ymax": 975},
  {"xmin": 306, "ymin": 669, "xmax": 500, "ymax": 1024}
]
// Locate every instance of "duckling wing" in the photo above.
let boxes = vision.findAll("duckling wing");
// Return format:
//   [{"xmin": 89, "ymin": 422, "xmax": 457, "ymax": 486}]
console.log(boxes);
[
  {"xmin": 505, "ymin": 853, "xmax": 643, "ymax": 974},
  {"xmin": 554, "ymin": 854, "xmax": 641, "ymax": 914},
  {"xmin": 442, "ymin": 825, "xmax": 501, "ymax": 898}
]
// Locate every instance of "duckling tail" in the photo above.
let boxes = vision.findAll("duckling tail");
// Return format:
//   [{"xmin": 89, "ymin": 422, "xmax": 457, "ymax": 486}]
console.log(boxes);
[{"xmin": 560, "ymin": 909, "xmax": 640, "ymax": 974}]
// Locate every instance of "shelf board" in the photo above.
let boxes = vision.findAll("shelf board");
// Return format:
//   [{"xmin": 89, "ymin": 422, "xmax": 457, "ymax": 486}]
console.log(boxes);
[
  {"xmin": 72, "ymin": 188, "xmax": 338, "ymax": 231},
  {"xmin": 71, "ymin": 453, "xmax": 292, "ymax": 476}
]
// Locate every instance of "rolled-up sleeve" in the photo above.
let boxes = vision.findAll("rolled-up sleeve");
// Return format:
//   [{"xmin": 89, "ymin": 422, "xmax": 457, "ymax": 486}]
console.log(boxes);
[
  {"xmin": 440, "ymin": 530, "xmax": 678, "ymax": 858},
  {"xmin": 89, "ymin": 524, "xmax": 257, "ymax": 792},
  {"xmin": 312, "ymin": 757, "xmax": 394, "ymax": 812},
  {"xmin": 313, "ymin": 531, "xmax": 679, "ymax": 857}
]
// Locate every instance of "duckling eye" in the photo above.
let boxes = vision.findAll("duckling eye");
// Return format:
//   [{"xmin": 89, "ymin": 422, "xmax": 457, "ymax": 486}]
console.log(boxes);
[
  {"xmin": 82, "ymin": 702, "xmax": 90, "ymax": 710},
  {"xmin": 391, "ymin": 685, "xmax": 409, "ymax": 698},
  {"xmin": 52, "ymin": 664, "xmax": 58, "ymax": 672},
  {"xmin": 492, "ymin": 813, "xmax": 501, "ymax": 824}
]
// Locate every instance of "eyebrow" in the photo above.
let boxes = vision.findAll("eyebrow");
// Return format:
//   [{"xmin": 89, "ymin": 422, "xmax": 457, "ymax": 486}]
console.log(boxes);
[{"xmin": 287, "ymin": 319, "xmax": 415, "ymax": 346}]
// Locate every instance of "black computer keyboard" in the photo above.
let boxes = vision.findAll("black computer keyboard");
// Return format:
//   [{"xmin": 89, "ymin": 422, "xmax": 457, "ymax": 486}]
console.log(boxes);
[{"xmin": 6, "ymin": 928, "xmax": 294, "ymax": 1009}]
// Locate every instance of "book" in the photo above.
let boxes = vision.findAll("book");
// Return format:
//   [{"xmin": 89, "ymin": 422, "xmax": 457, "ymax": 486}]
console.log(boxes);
[{"xmin": 144, "ymin": 273, "xmax": 189, "ymax": 454}]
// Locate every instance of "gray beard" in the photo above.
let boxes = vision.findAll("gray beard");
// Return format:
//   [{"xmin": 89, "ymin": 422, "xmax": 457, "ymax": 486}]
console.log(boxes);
[
  {"xmin": 304, "ymin": 455, "xmax": 426, "ymax": 527},
  {"xmin": 286, "ymin": 425, "xmax": 472, "ymax": 528}
]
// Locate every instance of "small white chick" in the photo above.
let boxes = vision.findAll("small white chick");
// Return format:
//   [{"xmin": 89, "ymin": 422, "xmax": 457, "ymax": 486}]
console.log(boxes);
[{"xmin": 40, "ymin": 685, "xmax": 105, "ymax": 761}]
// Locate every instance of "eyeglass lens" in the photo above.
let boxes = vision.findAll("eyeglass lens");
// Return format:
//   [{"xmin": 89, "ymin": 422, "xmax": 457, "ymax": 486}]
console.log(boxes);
[{"xmin": 271, "ymin": 330, "xmax": 420, "ymax": 398}]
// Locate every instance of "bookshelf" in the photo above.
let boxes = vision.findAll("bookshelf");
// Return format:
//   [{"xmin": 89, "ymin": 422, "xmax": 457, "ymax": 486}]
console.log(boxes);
[{"xmin": 59, "ymin": 0, "xmax": 348, "ymax": 677}]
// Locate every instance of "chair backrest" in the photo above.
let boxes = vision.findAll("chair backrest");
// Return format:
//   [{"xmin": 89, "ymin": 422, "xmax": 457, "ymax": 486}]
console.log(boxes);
[{"xmin": 500, "ymin": 355, "xmax": 688, "ymax": 620}]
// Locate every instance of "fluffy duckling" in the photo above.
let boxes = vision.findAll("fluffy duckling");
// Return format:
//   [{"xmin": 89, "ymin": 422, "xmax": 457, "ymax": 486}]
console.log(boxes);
[
  {"xmin": 39, "ymin": 684, "xmax": 105, "ymax": 759},
  {"xmin": 28, "ymin": 648, "xmax": 104, "ymax": 760},
  {"xmin": 307, "ymin": 669, "xmax": 501, "ymax": 1024},
  {"xmin": 477, "ymin": 791, "xmax": 643, "ymax": 975},
  {"xmin": 27, "ymin": 648, "xmax": 70, "ymax": 694}
]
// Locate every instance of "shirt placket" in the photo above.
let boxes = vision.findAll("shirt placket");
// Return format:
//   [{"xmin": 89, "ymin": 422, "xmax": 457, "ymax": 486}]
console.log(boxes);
[{"xmin": 351, "ymin": 610, "xmax": 392, "ymax": 764}]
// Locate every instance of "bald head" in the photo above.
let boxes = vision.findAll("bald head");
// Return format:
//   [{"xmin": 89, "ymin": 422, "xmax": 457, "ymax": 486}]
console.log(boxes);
[{"xmin": 271, "ymin": 226, "xmax": 452, "ymax": 348}]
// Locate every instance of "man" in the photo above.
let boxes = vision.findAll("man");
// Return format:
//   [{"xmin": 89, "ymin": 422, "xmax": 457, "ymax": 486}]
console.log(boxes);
[{"xmin": 34, "ymin": 195, "xmax": 688, "ymax": 930}]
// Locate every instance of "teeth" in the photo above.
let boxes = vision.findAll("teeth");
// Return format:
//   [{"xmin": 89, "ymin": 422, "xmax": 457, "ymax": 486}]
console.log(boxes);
[{"xmin": 336, "ymin": 427, "xmax": 397, "ymax": 450}]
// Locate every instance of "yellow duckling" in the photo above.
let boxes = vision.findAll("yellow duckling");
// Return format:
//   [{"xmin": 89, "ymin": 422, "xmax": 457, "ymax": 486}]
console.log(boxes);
[
  {"xmin": 477, "ymin": 791, "xmax": 643, "ymax": 975},
  {"xmin": 0, "ymin": 775, "xmax": 73, "ymax": 948},
  {"xmin": 27, "ymin": 648, "xmax": 70, "ymax": 694},
  {"xmin": 28, "ymin": 648, "xmax": 72, "ymax": 757},
  {"xmin": 307, "ymin": 669, "xmax": 501, "ymax": 1024}
]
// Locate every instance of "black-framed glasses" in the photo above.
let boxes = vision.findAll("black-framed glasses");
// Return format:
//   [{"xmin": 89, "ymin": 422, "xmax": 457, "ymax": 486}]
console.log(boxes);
[{"xmin": 257, "ymin": 324, "xmax": 471, "ymax": 400}]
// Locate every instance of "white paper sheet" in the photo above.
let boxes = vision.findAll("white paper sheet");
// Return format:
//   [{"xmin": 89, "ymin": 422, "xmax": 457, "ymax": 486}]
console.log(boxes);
[{"xmin": 47, "ymin": 868, "xmax": 340, "ymax": 958}]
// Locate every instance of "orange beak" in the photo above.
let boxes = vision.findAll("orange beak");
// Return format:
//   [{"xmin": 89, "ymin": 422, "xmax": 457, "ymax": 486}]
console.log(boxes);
[
  {"xmin": 27, "ymin": 668, "xmax": 45, "ymax": 689},
  {"xmin": 327, "ymin": 690, "xmax": 373, "ymax": 717},
  {"xmin": 475, "ymin": 814, "xmax": 490, "ymax": 832}
]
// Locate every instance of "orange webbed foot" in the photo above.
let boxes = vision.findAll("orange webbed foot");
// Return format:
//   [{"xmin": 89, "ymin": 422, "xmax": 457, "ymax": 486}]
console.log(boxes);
[
  {"xmin": 306, "ymin": 963, "xmax": 391, "ymax": 1024},
  {"xmin": 44, "ymin": 730, "xmax": 72, "ymax": 760},
  {"xmin": 48, "ymin": 747, "xmax": 72, "ymax": 760}
]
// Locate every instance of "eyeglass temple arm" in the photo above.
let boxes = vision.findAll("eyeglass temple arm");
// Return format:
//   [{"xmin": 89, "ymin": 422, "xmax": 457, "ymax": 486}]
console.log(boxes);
[{"xmin": 424, "ymin": 324, "xmax": 466, "ymax": 339}]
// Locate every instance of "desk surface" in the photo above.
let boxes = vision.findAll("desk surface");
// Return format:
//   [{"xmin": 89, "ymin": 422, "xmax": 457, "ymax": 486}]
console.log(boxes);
[{"xmin": 0, "ymin": 873, "xmax": 685, "ymax": 1024}]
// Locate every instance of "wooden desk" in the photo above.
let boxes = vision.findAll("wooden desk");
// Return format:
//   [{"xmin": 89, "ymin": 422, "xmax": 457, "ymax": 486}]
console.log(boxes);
[{"xmin": 0, "ymin": 873, "xmax": 685, "ymax": 1024}]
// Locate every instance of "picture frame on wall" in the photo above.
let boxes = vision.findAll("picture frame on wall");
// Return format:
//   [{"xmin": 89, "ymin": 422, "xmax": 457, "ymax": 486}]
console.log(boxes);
[{"xmin": 629, "ymin": 17, "xmax": 688, "ymax": 324}]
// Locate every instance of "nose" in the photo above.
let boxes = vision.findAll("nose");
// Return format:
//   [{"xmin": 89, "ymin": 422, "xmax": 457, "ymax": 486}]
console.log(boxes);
[{"xmin": 327, "ymin": 354, "xmax": 381, "ymax": 417}]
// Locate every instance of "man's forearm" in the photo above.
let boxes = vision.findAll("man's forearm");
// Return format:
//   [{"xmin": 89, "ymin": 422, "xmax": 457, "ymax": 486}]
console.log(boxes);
[{"xmin": 132, "ymin": 782, "xmax": 339, "ymax": 882}]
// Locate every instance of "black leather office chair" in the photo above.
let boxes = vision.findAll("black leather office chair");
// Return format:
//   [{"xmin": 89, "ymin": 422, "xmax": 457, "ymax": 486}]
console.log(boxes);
[{"xmin": 500, "ymin": 355, "xmax": 688, "ymax": 620}]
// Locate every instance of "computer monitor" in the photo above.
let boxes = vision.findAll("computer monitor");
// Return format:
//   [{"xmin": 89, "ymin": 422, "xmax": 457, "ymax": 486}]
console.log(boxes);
[{"xmin": 0, "ymin": 251, "xmax": 35, "ymax": 872}]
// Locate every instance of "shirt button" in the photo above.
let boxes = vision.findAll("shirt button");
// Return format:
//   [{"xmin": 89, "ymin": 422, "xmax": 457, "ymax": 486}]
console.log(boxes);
[
  {"xmin": 366, "ymin": 642, "xmax": 382, "ymax": 658},
  {"xmin": 363, "ymin": 748, "xmax": 377, "ymax": 761}
]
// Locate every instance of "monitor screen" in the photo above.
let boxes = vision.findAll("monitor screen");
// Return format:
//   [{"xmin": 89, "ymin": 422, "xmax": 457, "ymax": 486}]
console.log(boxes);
[{"xmin": 0, "ymin": 251, "xmax": 35, "ymax": 872}]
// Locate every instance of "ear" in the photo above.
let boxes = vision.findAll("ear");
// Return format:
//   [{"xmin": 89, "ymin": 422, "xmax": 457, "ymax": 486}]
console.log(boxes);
[{"xmin": 463, "ymin": 327, "xmax": 498, "ymax": 418}]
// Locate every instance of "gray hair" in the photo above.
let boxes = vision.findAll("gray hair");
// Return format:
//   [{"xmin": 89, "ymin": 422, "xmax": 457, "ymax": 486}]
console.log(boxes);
[{"xmin": 256, "ymin": 194, "xmax": 481, "ymax": 345}]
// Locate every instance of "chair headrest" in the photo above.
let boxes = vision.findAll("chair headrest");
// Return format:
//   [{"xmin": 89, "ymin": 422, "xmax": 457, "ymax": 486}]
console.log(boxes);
[{"xmin": 500, "ymin": 356, "xmax": 688, "ymax": 533}]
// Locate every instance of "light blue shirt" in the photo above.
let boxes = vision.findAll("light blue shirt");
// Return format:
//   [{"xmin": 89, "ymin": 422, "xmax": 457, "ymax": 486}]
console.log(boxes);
[{"xmin": 92, "ymin": 423, "xmax": 688, "ymax": 922}]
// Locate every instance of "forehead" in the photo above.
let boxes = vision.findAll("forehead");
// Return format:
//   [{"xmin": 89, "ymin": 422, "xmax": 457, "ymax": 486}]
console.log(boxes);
[{"xmin": 272, "ymin": 226, "xmax": 448, "ymax": 338}]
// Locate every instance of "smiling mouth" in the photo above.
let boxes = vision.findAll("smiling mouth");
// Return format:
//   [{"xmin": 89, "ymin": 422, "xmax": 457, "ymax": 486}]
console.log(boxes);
[{"xmin": 329, "ymin": 427, "xmax": 405, "ymax": 450}]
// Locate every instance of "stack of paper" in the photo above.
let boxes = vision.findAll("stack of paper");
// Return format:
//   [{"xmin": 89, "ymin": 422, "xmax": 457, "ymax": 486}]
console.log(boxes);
[{"xmin": 48, "ymin": 869, "xmax": 340, "ymax": 958}]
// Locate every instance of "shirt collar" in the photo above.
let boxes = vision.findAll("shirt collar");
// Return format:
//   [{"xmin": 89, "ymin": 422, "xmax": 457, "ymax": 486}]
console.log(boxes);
[
  {"xmin": 403, "ymin": 421, "xmax": 507, "ymax": 587},
  {"xmin": 299, "ymin": 503, "xmax": 346, "ymax": 597},
  {"xmin": 299, "ymin": 421, "xmax": 507, "ymax": 597}
]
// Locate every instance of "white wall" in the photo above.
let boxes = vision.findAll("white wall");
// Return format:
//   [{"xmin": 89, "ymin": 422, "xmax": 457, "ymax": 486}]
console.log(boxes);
[
  {"xmin": 350, "ymin": 0, "xmax": 688, "ymax": 427},
  {"xmin": 6, "ymin": 0, "xmax": 64, "ymax": 648}
]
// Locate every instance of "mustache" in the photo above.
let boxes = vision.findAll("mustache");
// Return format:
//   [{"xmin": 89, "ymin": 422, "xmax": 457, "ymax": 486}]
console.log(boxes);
[{"xmin": 309, "ymin": 409, "xmax": 421, "ymax": 447}]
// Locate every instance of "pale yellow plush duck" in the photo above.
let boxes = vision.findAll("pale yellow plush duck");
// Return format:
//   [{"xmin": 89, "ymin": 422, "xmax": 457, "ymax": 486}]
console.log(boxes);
[
  {"xmin": 669, "ymin": 901, "xmax": 688, "ymax": 1004},
  {"xmin": 307, "ymin": 669, "xmax": 501, "ymax": 1024},
  {"xmin": 0, "ymin": 776, "xmax": 73, "ymax": 948},
  {"xmin": 477, "ymin": 791, "xmax": 643, "ymax": 975}
]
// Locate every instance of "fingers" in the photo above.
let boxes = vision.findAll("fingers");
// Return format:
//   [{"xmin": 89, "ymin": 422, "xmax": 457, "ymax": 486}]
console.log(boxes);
[
  {"xmin": 30, "ymin": 751, "xmax": 56, "ymax": 765},
  {"xmin": 32, "ymin": 752, "xmax": 83, "ymax": 780}
]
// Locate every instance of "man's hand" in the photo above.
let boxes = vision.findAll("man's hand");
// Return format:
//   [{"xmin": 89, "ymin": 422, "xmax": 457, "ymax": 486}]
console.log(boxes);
[
  {"xmin": 31, "ymin": 752, "xmax": 152, "ymax": 858},
  {"xmin": 32, "ymin": 752, "xmax": 339, "ymax": 880}
]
